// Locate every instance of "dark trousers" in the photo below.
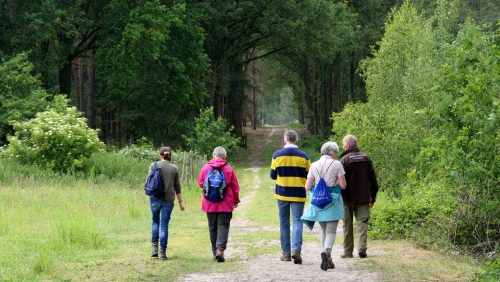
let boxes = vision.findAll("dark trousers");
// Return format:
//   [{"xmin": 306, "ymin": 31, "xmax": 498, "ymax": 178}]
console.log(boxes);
[{"xmin": 207, "ymin": 212, "xmax": 233, "ymax": 255}]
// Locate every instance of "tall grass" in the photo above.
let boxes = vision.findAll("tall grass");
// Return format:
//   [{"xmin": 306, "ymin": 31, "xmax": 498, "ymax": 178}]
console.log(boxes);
[{"xmin": 0, "ymin": 154, "xmax": 221, "ymax": 280}]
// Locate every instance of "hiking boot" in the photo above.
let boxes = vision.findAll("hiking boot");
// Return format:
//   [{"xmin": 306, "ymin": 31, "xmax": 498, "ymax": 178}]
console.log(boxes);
[
  {"xmin": 291, "ymin": 250, "xmax": 302, "ymax": 264},
  {"xmin": 151, "ymin": 242, "xmax": 158, "ymax": 257},
  {"xmin": 320, "ymin": 251, "xmax": 329, "ymax": 271},
  {"xmin": 359, "ymin": 251, "xmax": 367, "ymax": 258},
  {"xmin": 340, "ymin": 253, "xmax": 353, "ymax": 258},
  {"xmin": 159, "ymin": 250, "xmax": 167, "ymax": 260},
  {"xmin": 215, "ymin": 248, "xmax": 225, "ymax": 262},
  {"xmin": 280, "ymin": 252, "xmax": 291, "ymax": 261}
]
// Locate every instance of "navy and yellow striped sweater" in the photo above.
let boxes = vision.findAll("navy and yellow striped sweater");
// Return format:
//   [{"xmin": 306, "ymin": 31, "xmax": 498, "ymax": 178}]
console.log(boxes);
[{"xmin": 270, "ymin": 146, "xmax": 311, "ymax": 202}]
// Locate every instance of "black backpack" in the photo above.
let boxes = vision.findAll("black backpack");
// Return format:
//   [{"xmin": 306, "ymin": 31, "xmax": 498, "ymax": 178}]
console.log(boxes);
[{"xmin": 144, "ymin": 161, "xmax": 165, "ymax": 198}]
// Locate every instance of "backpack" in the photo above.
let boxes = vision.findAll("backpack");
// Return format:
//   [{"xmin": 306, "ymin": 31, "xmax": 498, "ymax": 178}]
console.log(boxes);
[
  {"xmin": 311, "ymin": 161, "xmax": 334, "ymax": 209},
  {"xmin": 144, "ymin": 161, "xmax": 165, "ymax": 198},
  {"xmin": 202, "ymin": 166, "xmax": 227, "ymax": 202}
]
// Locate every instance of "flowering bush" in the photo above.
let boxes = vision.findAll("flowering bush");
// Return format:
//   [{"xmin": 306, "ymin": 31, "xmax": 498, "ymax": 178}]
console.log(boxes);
[{"xmin": 3, "ymin": 95, "xmax": 104, "ymax": 173}]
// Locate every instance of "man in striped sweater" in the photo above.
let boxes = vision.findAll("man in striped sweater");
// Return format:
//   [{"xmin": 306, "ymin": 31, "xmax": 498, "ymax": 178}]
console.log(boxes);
[{"xmin": 270, "ymin": 130, "xmax": 311, "ymax": 264}]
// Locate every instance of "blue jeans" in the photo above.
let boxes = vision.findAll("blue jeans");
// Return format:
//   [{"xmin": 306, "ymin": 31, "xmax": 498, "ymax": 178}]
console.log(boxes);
[
  {"xmin": 150, "ymin": 198, "xmax": 174, "ymax": 251},
  {"xmin": 278, "ymin": 200, "xmax": 304, "ymax": 254}
]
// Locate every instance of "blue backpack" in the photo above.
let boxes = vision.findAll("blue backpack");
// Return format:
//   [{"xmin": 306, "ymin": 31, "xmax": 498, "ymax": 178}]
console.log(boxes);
[
  {"xmin": 144, "ymin": 161, "xmax": 165, "ymax": 198},
  {"xmin": 203, "ymin": 167, "xmax": 227, "ymax": 202},
  {"xmin": 311, "ymin": 161, "xmax": 334, "ymax": 209}
]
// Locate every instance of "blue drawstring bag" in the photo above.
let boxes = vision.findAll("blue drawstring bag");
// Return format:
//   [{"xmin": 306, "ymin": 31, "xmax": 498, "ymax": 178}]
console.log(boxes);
[
  {"xmin": 311, "ymin": 161, "xmax": 334, "ymax": 208},
  {"xmin": 311, "ymin": 177, "xmax": 332, "ymax": 208}
]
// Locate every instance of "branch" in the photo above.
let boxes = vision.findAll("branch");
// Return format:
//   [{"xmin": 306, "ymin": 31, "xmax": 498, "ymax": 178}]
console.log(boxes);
[{"xmin": 239, "ymin": 46, "xmax": 288, "ymax": 65}]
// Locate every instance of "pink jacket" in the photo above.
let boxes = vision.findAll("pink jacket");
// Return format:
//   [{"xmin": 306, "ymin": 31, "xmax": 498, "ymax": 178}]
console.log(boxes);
[{"xmin": 198, "ymin": 158, "xmax": 240, "ymax": 213}]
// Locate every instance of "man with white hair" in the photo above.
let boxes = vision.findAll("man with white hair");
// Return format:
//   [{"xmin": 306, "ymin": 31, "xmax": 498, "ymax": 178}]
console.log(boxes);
[
  {"xmin": 340, "ymin": 134, "xmax": 379, "ymax": 259},
  {"xmin": 270, "ymin": 130, "xmax": 311, "ymax": 264}
]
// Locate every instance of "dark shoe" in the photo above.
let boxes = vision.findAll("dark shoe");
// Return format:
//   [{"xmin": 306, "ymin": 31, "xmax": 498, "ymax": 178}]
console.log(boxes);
[
  {"xmin": 291, "ymin": 250, "xmax": 302, "ymax": 264},
  {"xmin": 159, "ymin": 250, "xmax": 167, "ymax": 260},
  {"xmin": 359, "ymin": 251, "xmax": 367, "ymax": 258},
  {"xmin": 320, "ymin": 252, "xmax": 329, "ymax": 271},
  {"xmin": 280, "ymin": 252, "xmax": 291, "ymax": 261},
  {"xmin": 215, "ymin": 248, "xmax": 225, "ymax": 262},
  {"xmin": 341, "ymin": 253, "xmax": 353, "ymax": 258},
  {"xmin": 328, "ymin": 257, "xmax": 335, "ymax": 269},
  {"xmin": 151, "ymin": 242, "xmax": 159, "ymax": 257}
]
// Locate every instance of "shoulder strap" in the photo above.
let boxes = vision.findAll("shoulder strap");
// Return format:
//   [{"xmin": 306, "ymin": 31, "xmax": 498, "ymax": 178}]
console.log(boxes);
[{"xmin": 316, "ymin": 160, "xmax": 334, "ymax": 178}]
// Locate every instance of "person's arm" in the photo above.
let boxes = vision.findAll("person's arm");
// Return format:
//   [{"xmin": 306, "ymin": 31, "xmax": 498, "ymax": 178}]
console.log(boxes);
[
  {"xmin": 198, "ymin": 165, "xmax": 207, "ymax": 188},
  {"xmin": 176, "ymin": 193, "xmax": 185, "ymax": 211},
  {"xmin": 368, "ymin": 159, "xmax": 379, "ymax": 208},
  {"xmin": 305, "ymin": 177, "xmax": 314, "ymax": 191},
  {"xmin": 231, "ymin": 169, "xmax": 241, "ymax": 208},
  {"xmin": 270, "ymin": 157, "xmax": 277, "ymax": 180},
  {"xmin": 337, "ymin": 175, "xmax": 347, "ymax": 189}
]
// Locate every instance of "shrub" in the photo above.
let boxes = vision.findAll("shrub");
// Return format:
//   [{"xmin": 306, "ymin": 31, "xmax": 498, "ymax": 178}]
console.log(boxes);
[
  {"xmin": 183, "ymin": 107, "xmax": 240, "ymax": 157},
  {"xmin": 2, "ymin": 95, "xmax": 104, "ymax": 173}
]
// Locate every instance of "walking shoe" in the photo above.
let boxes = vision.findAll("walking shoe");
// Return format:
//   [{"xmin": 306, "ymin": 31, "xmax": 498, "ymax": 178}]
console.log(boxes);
[
  {"xmin": 340, "ymin": 253, "xmax": 353, "ymax": 258},
  {"xmin": 151, "ymin": 242, "xmax": 159, "ymax": 257},
  {"xmin": 320, "ymin": 252, "xmax": 329, "ymax": 271},
  {"xmin": 280, "ymin": 252, "xmax": 291, "ymax": 261},
  {"xmin": 159, "ymin": 250, "xmax": 167, "ymax": 260},
  {"xmin": 359, "ymin": 251, "xmax": 367, "ymax": 258},
  {"xmin": 328, "ymin": 257, "xmax": 335, "ymax": 269},
  {"xmin": 215, "ymin": 248, "xmax": 225, "ymax": 262},
  {"xmin": 291, "ymin": 250, "xmax": 302, "ymax": 264}
]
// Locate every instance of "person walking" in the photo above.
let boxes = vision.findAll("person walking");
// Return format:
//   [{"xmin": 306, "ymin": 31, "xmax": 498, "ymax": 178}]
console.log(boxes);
[
  {"xmin": 301, "ymin": 141, "xmax": 346, "ymax": 271},
  {"xmin": 339, "ymin": 135, "xmax": 379, "ymax": 259},
  {"xmin": 270, "ymin": 130, "xmax": 311, "ymax": 264},
  {"xmin": 146, "ymin": 146, "xmax": 185, "ymax": 260},
  {"xmin": 198, "ymin": 146, "xmax": 240, "ymax": 262}
]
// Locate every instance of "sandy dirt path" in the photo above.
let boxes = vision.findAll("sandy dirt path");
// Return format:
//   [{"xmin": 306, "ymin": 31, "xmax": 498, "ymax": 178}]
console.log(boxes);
[{"xmin": 179, "ymin": 128, "xmax": 378, "ymax": 281}]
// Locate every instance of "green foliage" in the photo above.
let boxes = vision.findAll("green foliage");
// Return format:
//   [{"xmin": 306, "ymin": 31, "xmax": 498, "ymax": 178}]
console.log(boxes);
[
  {"xmin": 0, "ymin": 53, "xmax": 48, "ymax": 143},
  {"xmin": 183, "ymin": 107, "xmax": 240, "ymax": 158},
  {"xmin": 474, "ymin": 258, "xmax": 500, "ymax": 282},
  {"xmin": 117, "ymin": 137, "xmax": 157, "ymax": 161},
  {"xmin": 3, "ymin": 95, "xmax": 104, "ymax": 173},
  {"xmin": 333, "ymin": 1, "xmax": 499, "ymax": 256},
  {"xmin": 96, "ymin": 0, "xmax": 208, "ymax": 144}
]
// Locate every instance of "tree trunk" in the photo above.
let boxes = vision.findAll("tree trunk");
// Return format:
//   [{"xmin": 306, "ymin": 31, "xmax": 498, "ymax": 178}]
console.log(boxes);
[
  {"xmin": 87, "ymin": 49, "xmax": 95, "ymax": 128},
  {"xmin": 59, "ymin": 59, "xmax": 72, "ymax": 96},
  {"xmin": 73, "ymin": 57, "xmax": 84, "ymax": 111}
]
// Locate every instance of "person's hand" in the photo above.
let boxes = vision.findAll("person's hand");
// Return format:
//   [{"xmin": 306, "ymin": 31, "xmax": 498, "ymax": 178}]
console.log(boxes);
[
  {"xmin": 179, "ymin": 202, "xmax": 185, "ymax": 211},
  {"xmin": 234, "ymin": 203, "xmax": 238, "ymax": 209},
  {"xmin": 369, "ymin": 202, "xmax": 375, "ymax": 209}
]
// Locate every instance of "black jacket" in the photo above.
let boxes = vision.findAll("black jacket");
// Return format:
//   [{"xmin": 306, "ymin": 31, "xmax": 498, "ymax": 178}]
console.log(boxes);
[{"xmin": 340, "ymin": 147, "xmax": 379, "ymax": 205}]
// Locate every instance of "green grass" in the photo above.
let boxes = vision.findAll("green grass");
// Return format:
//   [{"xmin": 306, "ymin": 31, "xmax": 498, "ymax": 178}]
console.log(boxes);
[{"xmin": 0, "ymin": 171, "xmax": 226, "ymax": 281}]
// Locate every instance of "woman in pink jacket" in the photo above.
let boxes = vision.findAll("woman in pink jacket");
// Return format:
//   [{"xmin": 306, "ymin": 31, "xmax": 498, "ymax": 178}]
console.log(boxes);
[{"xmin": 198, "ymin": 146, "xmax": 240, "ymax": 262}]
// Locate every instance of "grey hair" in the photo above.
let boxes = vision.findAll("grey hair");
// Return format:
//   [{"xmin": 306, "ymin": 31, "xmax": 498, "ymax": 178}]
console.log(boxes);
[
  {"xmin": 320, "ymin": 141, "xmax": 339, "ymax": 156},
  {"xmin": 284, "ymin": 130, "xmax": 299, "ymax": 143},
  {"xmin": 343, "ymin": 134, "xmax": 358, "ymax": 147},
  {"xmin": 212, "ymin": 146, "xmax": 227, "ymax": 159}
]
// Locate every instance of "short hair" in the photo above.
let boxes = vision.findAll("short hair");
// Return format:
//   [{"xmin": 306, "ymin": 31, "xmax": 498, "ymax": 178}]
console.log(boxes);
[
  {"xmin": 343, "ymin": 134, "xmax": 357, "ymax": 147},
  {"xmin": 320, "ymin": 141, "xmax": 339, "ymax": 156},
  {"xmin": 284, "ymin": 130, "xmax": 299, "ymax": 143},
  {"xmin": 212, "ymin": 146, "xmax": 227, "ymax": 159}
]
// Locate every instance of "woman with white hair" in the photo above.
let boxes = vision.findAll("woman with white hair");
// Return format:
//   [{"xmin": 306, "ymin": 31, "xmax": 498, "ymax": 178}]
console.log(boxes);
[
  {"xmin": 301, "ymin": 141, "xmax": 346, "ymax": 271},
  {"xmin": 198, "ymin": 146, "xmax": 240, "ymax": 262}
]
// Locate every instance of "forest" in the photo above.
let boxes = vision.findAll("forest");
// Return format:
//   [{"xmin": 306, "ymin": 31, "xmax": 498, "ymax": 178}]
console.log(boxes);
[{"xmin": 0, "ymin": 0, "xmax": 498, "ymax": 280}]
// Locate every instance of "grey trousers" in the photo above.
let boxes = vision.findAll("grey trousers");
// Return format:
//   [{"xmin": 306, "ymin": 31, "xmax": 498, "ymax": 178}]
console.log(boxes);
[
  {"xmin": 207, "ymin": 212, "xmax": 232, "ymax": 255},
  {"xmin": 319, "ymin": 221, "xmax": 339, "ymax": 255},
  {"xmin": 343, "ymin": 203, "xmax": 370, "ymax": 254}
]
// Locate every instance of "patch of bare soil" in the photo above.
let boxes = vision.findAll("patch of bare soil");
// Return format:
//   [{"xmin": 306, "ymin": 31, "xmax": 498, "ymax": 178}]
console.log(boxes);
[{"xmin": 179, "ymin": 128, "xmax": 379, "ymax": 282}]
